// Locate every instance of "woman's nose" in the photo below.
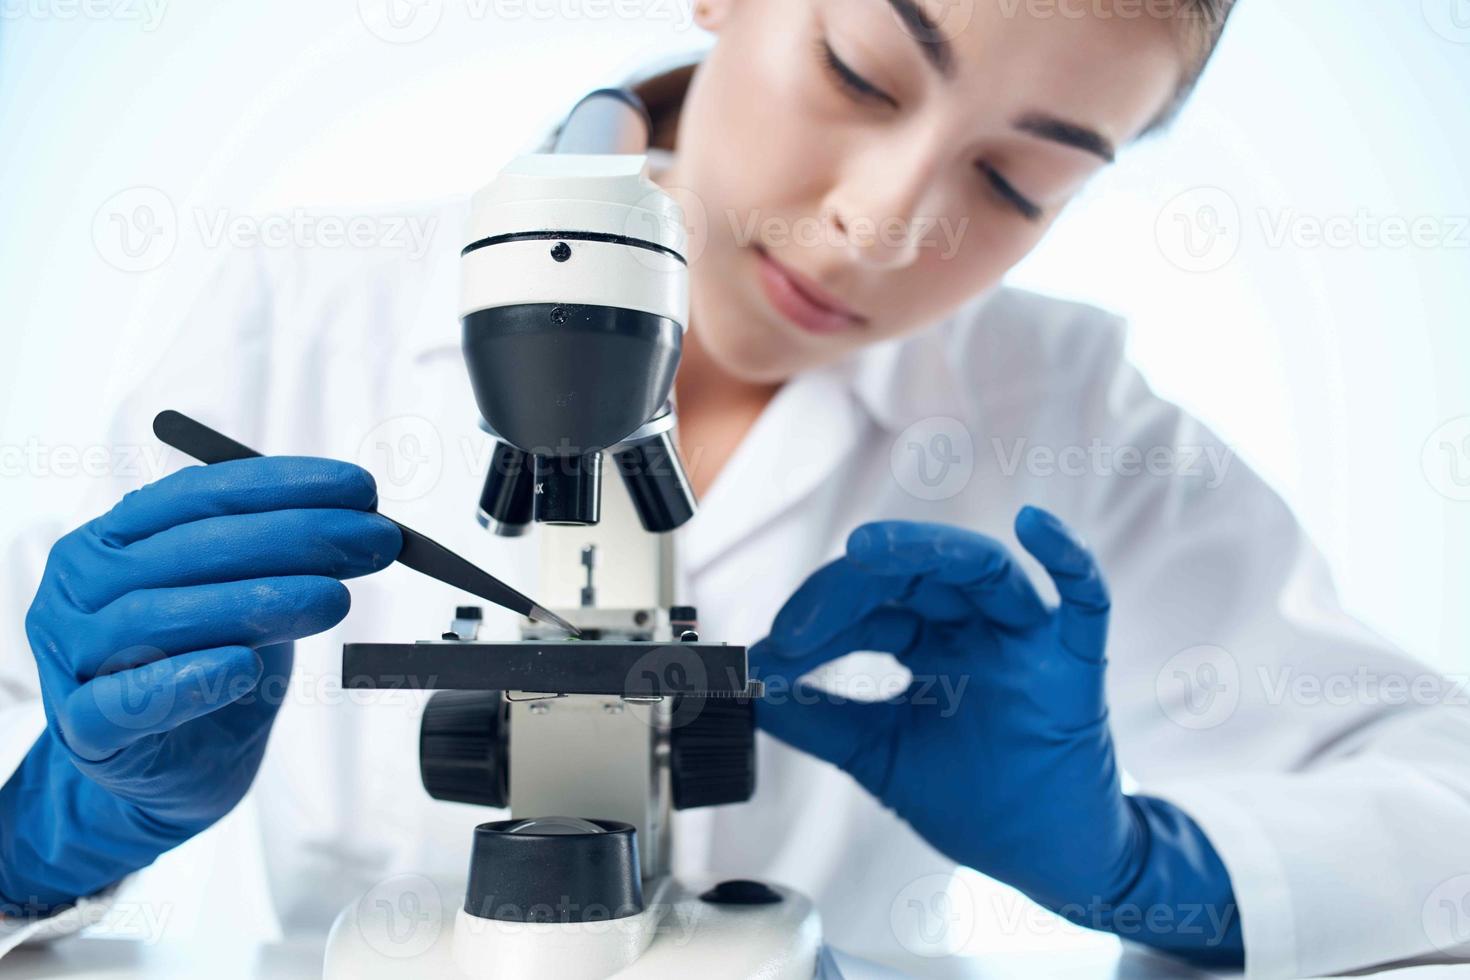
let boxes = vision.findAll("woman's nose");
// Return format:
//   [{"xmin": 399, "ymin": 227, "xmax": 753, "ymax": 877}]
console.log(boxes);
[{"xmin": 824, "ymin": 159, "xmax": 940, "ymax": 271}]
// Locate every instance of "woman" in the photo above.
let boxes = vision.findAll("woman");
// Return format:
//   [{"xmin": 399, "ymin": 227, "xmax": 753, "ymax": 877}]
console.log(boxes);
[{"xmin": 3, "ymin": 1, "xmax": 1467, "ymax": 977}]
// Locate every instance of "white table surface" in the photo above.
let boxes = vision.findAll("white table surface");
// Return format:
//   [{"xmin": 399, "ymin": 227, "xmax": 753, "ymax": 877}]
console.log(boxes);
[
  {"xmin": 4, "ymin": 931, "xmax": 1467, "ymax": 977},
  {"xmin": 0, "ymin": 937, "xmax": 1171, "ymax": 979}
]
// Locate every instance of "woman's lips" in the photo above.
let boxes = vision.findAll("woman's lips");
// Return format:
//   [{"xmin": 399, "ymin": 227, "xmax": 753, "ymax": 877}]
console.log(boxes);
[{"xmin": 753, "ymin": 245, "xmax": 865, "ymax": 336}]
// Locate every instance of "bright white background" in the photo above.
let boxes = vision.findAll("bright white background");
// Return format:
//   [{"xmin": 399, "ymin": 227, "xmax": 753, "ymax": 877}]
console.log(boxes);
[{"xmin": 0, "ymin": 0, "xmax": 1467, "ymax": 957}]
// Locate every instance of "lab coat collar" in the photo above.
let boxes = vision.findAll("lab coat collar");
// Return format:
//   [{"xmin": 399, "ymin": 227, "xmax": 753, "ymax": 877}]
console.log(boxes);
[
  {"xmin": 673, "ymin": 289, "xmax": 998, "ymax": 574},
  {"xmin": 676, "ymin": 351, "xmax": 873, "ymax": 576},
  {"xmin": 843, "ymin": 288, "xmax": 998, "ymax": 436}
]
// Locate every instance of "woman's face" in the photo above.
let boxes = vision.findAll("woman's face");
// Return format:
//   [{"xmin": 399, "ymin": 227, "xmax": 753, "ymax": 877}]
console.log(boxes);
[{"xmin": 659, "ymin": 0, "xmax": 1189, "ymax": 383}]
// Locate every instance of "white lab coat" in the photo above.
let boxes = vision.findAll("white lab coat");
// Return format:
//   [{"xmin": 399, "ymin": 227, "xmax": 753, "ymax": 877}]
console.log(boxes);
[{"xmin": 4, "ymin": 103, "xmax": 1470, "ymax": 980}]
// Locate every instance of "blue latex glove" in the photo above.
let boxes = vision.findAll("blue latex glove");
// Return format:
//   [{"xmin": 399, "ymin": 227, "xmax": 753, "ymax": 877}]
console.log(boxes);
[
  {"xmin": 750, "ymin": 506, "xmax": 1244, "ymax": 964},
  {"xmin": 0, "ymin": 457, "xmax": 401, "ymax": 918}
]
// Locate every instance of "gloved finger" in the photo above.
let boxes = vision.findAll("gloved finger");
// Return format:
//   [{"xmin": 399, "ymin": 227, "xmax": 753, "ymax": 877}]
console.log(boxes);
[
  {"xmin": 764, "ymin": 557, "xmax": 905, "ymax": 654},
  {"xmin": 55, "ymin": 509, "xmax": 400, "ymax": 612},
  {"xmin": 85, "ymin": 456, "xmax": 380, "ymax": 548},
  {"xmin": 751, "ymin": 607, "xmax": 925, "ymax": 683},
  {"xmin": 762, "ymin": 553, "xmax": 958, "ymax": 656},
  {"xmin": 59, "ymin": 645, "xmax": 264, "ymax": 761},
  {"xmin": 755, "ymin": 684, "xmax": 903, "ymax": 801},
  {"xmin": 1014, "ymin": 505, "xmax": 1110, "ymax": 660},
  {"xmin": 846, "ymin": 521, "xmax": 1048, "ymax": 631},
  {"xmin": 72, "ymin": 576, "xmax": 350, "ymax": 680},
  {"xmin": 208, "ymin": 640, "xmax": 295, "ymax": 734},
  {"xmin": 753, "ymin": 612, "xmax": 984, "ymax": 715},
  {"xmin": 899, "ymin": 624, "xmax": 1000, "ymax": 683},
  {"xmin": 904, "ymin": 580, "xmax": 975, "ymax": 623}
]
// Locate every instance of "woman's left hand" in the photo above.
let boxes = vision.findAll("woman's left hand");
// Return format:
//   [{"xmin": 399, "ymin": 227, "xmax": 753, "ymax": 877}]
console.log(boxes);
[{"xmin": 750, "ymin": 506, "xmax": 1243, "ymax": 962}]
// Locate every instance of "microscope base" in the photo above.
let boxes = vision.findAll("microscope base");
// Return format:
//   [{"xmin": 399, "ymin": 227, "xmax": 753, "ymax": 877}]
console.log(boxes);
[{"xmin": 323, "ymin": 875, "xmax": 821, "ymax": 979}]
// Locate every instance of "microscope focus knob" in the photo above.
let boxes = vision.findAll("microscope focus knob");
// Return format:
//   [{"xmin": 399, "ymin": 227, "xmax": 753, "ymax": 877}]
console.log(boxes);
[
  {"xmin": 419, "ymin": 690, "xmax": 509, "ymax": 808},
  {"xmin": 669, "ymin": 697, "xmax": 756, "ymax": 810},
  {"xmin": 464, "ymin": 817, "xmax": 643, "ymax": 922}
]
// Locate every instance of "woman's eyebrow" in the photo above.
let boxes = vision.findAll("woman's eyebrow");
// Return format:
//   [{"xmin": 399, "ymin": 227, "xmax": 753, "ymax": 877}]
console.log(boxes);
[
  {"xmin": 1012, "ymin": 111, "xmax": 1117, "ymax": 162},
  {"xmin": 886, "ymin": 0, "xmax": 957, "ymax": 79},
  {"xmin": 883, "ymin": 0, "xmax": 1117, "ymax": 163}
]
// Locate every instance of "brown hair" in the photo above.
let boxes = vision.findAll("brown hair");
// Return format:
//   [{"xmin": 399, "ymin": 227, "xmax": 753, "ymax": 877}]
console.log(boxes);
[{"xmin": 1149, "ymin": 0, "xmax": 1239, "ymax": 132}]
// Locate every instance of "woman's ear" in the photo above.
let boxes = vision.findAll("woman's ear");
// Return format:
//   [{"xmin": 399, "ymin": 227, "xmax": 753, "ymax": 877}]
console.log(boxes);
[{"xmin": 692, "ymin": 0, "xmax": 737, "ymax": 32}]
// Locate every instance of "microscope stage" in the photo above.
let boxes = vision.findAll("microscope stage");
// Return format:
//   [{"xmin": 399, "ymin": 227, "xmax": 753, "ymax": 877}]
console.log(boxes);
[{"xmin": 343, "ymin": 641, "xmax": 751, "ymax": 697}]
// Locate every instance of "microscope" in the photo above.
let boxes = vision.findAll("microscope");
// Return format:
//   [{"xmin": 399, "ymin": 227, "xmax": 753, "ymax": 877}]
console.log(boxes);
[{"xmin": 321, "ymin": 90, "xmax": 823, "ymax": 979}]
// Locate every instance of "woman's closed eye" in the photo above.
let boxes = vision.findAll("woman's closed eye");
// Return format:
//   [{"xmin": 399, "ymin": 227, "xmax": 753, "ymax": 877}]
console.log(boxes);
[
  {"xmin": 977, "ymin": 163, "xmax": 1043, "ymax": 222},
  {"xmin": 814, "ymin": 34, "xmax": 1044, "ymax": 222},
  {"xmin": 814, "ymin": 38, "xmax": 898, "ymax": 110}
]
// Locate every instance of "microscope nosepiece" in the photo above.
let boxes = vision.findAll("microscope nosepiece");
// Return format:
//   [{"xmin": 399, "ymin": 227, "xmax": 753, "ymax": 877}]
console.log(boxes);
[
  {"xmin": 613, "ymin": 429, "xmax": 697, "ymax": 533},
  {"xmin": 532, "ymin": 452, "xmax": 603, "ymax": 526},
  {"xmin": 476, "ymin": 440, "xmax": 534, "ymax": 537}
]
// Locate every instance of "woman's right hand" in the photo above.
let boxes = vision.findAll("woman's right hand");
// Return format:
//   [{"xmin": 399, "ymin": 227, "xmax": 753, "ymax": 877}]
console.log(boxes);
[{"xmin": 0, "ymin": 456, "xmax": 401, "ymax": 915}]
